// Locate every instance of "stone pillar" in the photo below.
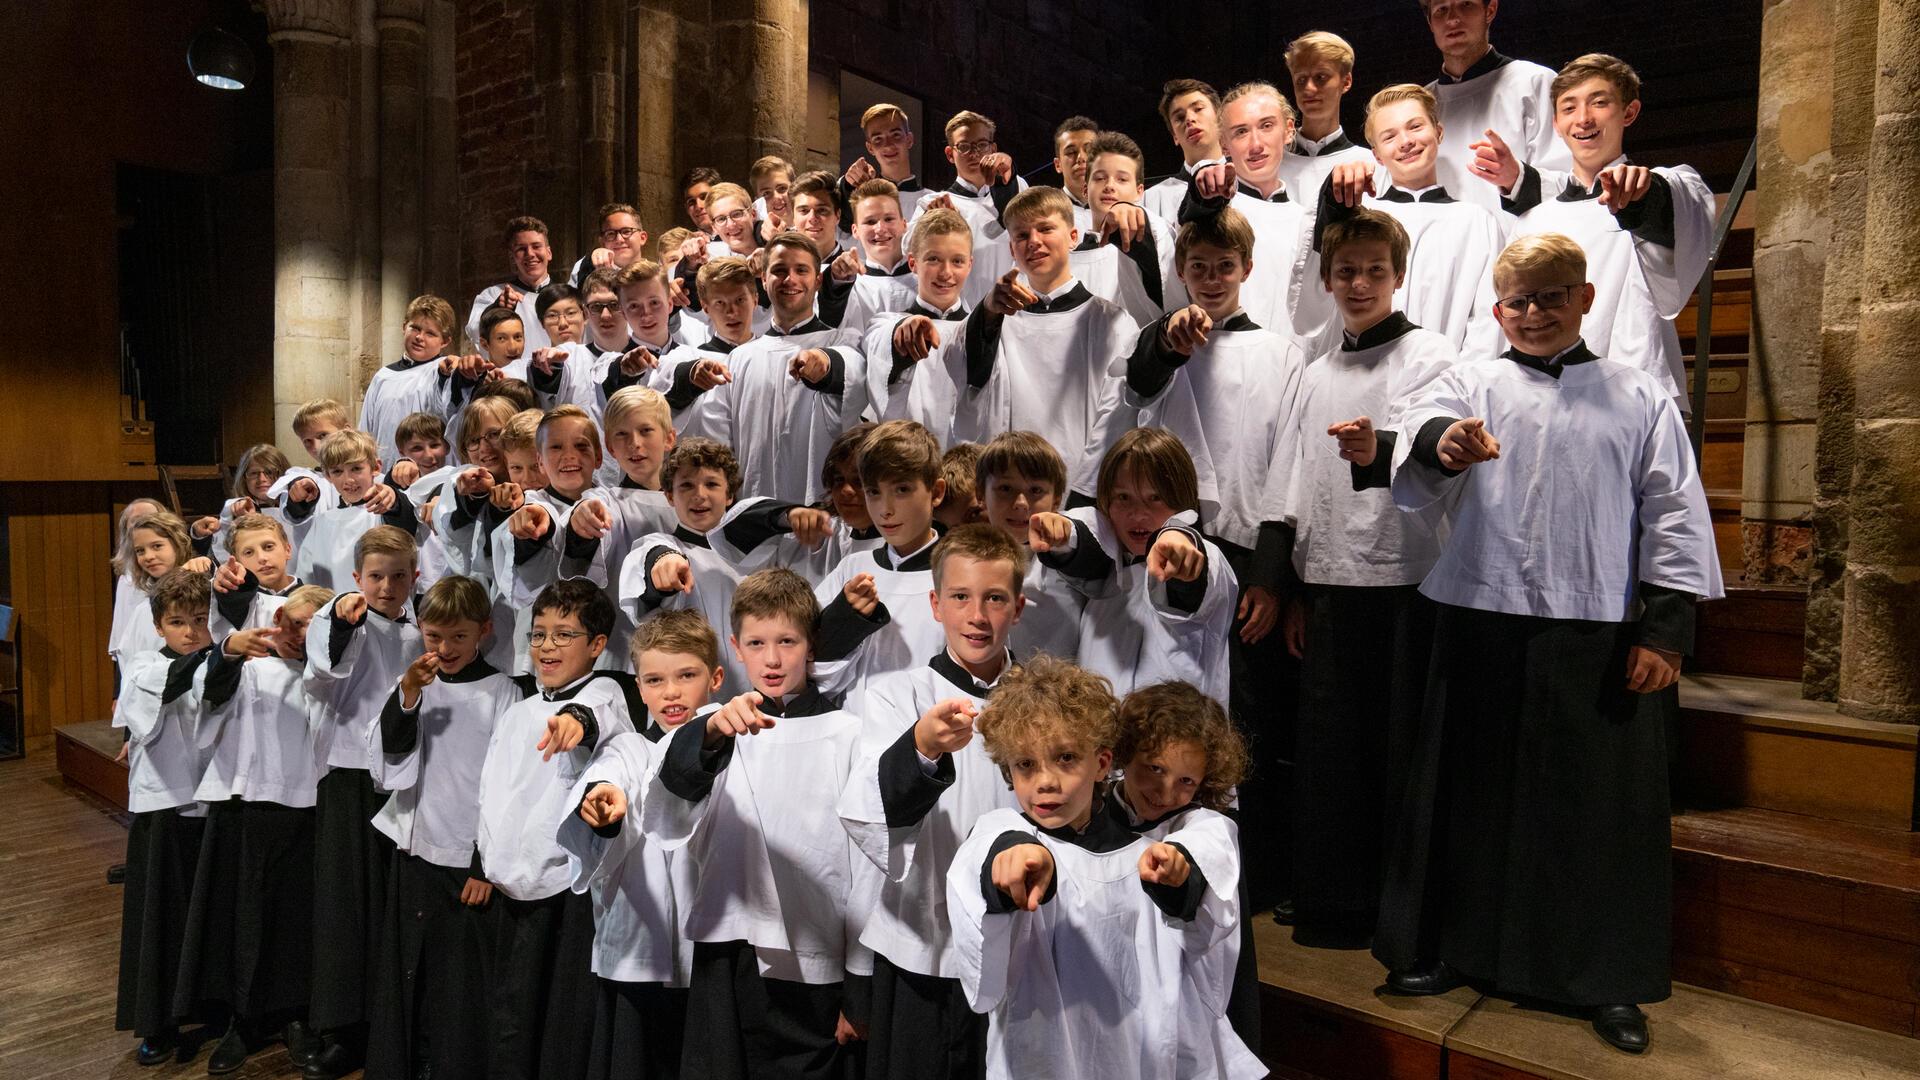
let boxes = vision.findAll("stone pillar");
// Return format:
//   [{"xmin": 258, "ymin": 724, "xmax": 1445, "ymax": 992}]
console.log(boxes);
[
  {"xmin": 582, "ymin": 0, "xmax": 620, "ymax": 219},
  {"xmin": 1838, "ymin": 0, "xmax": 1920, "ymax": 725},
  {"xmin": 1804, "ymin": 0, "xmax": 1879, "ymax": 697},
  {"xmin": 632, "ymin": 0, "xmax": 686, "ymax": 234},
  {"xmin": 263, "ymin": 0, "xmax": 360, "ymax": 463},
  {"xmin": 707, "ymin": 0, "xmax": 809, "ymax": 181},
  {"xmin": 422, "ymin": 0, "xmax": 461, "ymax": 298},
  {"xmin": 1743, "ymin": 0, "xmax": 1830, "ymax": 587},
  {"xmin": 377, "ymin": 0, "xmax": 429, "ymax": 367}
]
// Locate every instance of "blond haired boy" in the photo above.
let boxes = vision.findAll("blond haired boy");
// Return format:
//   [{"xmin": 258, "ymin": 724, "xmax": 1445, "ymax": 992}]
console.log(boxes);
[{"xmin": 1276, "ymin": 31, "xmax": 1376, "ymax": 201}]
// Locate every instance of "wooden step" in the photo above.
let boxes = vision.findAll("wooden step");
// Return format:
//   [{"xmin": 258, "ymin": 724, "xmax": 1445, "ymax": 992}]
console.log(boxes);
[
  {"xmin": 1676, "ymin": 673, "xmax": 1916, "ymax": 830},
  {"xmin": 1693, "ymin": 585, "xmax": 1806, "ymax": 680},
  {"xmin": 1669, "ymin": 806, "xmax": 1920, "ymax": 1038},
  {"xmin": 51, "ymin": 721, "xmax": 126, "ymax": 813}
]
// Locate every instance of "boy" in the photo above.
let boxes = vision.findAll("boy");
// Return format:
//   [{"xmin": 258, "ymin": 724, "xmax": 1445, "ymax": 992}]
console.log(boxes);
[
  {"xmin": 791, "ymin": 170, "xmax": 854, "ymax": 266},
  {"xmin": 658, "ymin": 256, "xmax": 762, "ymax": 425},
  {"xmin": 1277, "ymin": 32, "xmax": 1376, "ymax": 202},
  {"xmin": 835, "ymin": 524, "xmax": 1027, "ymax": 1079},
  {"xmin": 467, "ymin": 215, "xmax": 555, "ymax": 352},
  {"xmin": 288, "ymin": 430, "xmax": 418, "ymax": 591},
  {"xmin": 814, "ymin": 420, "xmax": 951, "ymax": 684},
  {"xmin": 1180, "ymin": 82, "xmax": 1316, "ymax": 339},
  {"xmin": 476, "ymin": 578, "xmax": 638, "ymax": 1080},
  {"xmin": 363, "ymin": 574, "xmax": 523, "ymax": 1080},
  {"xmin": 1052, "ymin": 115, "xmax": 1100, "ymax": 230},
  {"xmin": 1143, "ymin": 79, "xmax": 1226, "ymax": 222},
  {"xmin": 1028, "ymin": 427, "xmax": 1237, "ymax": 705},
  {"xmin": 580, "ymin": 267, "xmax": 638, "ymax": 360},
  {"xmin": 1376, "ymin": 233, "xmax": 1722, "ymax": 1053},
  {"xmin": 641, "ymin": 569, "xmax": 867, "ymax": 1077},
  {"xmin": 560, "ymin": 610, "xmax": 718, "ymax": 1079},
  {"xmin": 704, "ymin": 182, "xmax": 762, "ymax": 260},
  {"xmin": 749, "ymin": 153, "xmax": 795, "ymax": 232},
  {"xmin": 1309, "ymin": 84, "xmax": 1506, "ymax": 358},
  {"xmin": 272, "ymin": 398, "xmax": 357, "ymax": 522},
  {"xmin": 536, "ymin": 283, "xmax": 588, "ymax": 347},
  {"xmin": 682, "ymin": 166, "xmax": 722, "ymax": 233},
  {"xmin": 863, "ymin": 207, "xmax": 974, "ymax": 441},
  {"xmin": 836, "ymin": 178, "xmax": 919, "ymax": 329},
  {"xmin": 359, "ymin": 295, "xmax": 457, "ymax": 471},
  {"xmin": 1074, "ymin": 131, "xmax": 1184, "ymax": 324},
  {"xmin": 300, "ymin": 525, "xmax": 425, "ymax": 1078},
  {"xmin": 391, "ymin": 412, "xmax": 449, "ymax": 485},
  {"xmin": 211, "ymin": 512, "xmax": 304, "ymax": 637},
  {"xmin": 1261, "ymin": 208, "xmax": 1457, "ymax": 948},
  {"xmin": 176, "ymin": 584, "xmax": 335, "ymax": 1074},
  {"xmin": 569, "ymin": 201, "xmax": 648, "ymax": 287},
  {"xmin": 494, "ymin": 406, "xmax": 608, "ymax": 652},
  {"xmin": 936, "ymin": 442, "xmax": 984, "ymax": 528},
  {"xmin": 977, "ymin": 430, "xmax": 1084, "ymax": 660},
  {"xmin": 114, "ymin": 569, "xmax": 215, "ymax": 1066},
  {"xmin": 1500, "ymin": 54, "xmax": 1716, "ymax": 408},
  {"xmin": 915, "ymin": 109, "xmax": 1022, "ymax": 306},
  {"xmin": 479, "ymin": 306, "xmax": 530, "ymax": 378},
  {"xmin": 596, "ymin": 259, "xmax": 689, "ymax": 414},
  {"xmin": 684, "ymin": 233, "xmax": 867, "ymax": 502},
  {"xmin": 1419, "ymin": 0, "xmax": 1570, "ymax": 213},
  {"xmin": 840, "ymin": 103, "xmax": 932, "ymax": 223},
  {"xmin": 945, "ymin": 655, "xmax": 1259, "ymax": 1080},
  {"xmin": 957, "ymin": 186, "xmax": 1138, "ymax": 496}
]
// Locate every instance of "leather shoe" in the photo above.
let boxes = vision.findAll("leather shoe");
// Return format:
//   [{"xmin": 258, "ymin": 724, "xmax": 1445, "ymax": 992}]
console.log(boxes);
[
  {"xmin": 135, "ymin": 1032, "xmax": 177, "ymax": 1066},
  {"xmin": 1591, "ymin": 1004, "xmax": 1650, "ymax": 1053},
  {"xmin": 1270, "ymin": 898, "xmax": 1296, "ymax": 926},
  {"xmin": 304, "ymin": 1040, "xmax": 363, "ymax": 1080},
  {"xmin": 206, "ymin": 1025, "xmax": 251, "ymax": 1075},
  {"xmin": 283, "ymin": 1020, "xmax": 320, "ymax": 1067},
  {"xmin": 1385, "ymin": 960, "xmax": 1466, "ymax": 996}
]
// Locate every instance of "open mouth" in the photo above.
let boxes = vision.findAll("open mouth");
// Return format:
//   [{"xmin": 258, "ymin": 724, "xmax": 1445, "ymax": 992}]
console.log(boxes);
[
  {"xmin": 658, "ymin": 704, "xmax": 688, "ymax": 723},
  {"xmin": 960, "ymin": 631, "xmax": 992, "ymax": 648},
  {"xmin": 1032, "ymin": 801, "xmax": 1064, "ymax": 817},
  {"xmin": 760, "ymin": 671, "xmax": 786, "ymax": 689}
]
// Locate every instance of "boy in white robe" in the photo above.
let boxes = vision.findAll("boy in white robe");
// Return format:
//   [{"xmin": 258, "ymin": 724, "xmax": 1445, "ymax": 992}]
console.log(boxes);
[
  {"xmin": 1074, "ymin": 132, "xmax": 1185, "ymax": 326},
  {"xmin": 1418, "ymin": 0, "xmax": 1570, "ymax": 213},
  {"xmin": 465, "ymin": 215, "xmax": 555, "ymax": 352},
  {"xmin": 976, "ymin": 432, "xmax": 1084, "ymax": 661},
  {"xmin": 864, "ymin": 207, "xmax": 975, "ymax": 442},
  {"xmin": 1376, "ymin": 233, "xmax": 1723, "ymax": 1054},
  {"xmin": 209, "ymin": 513, "xmax": 303, "ymax": 638},
  {"xmin": 561, "ymin": 610, "xmax": 720, "ymax": 1080},
  {"xmin": 652, "ymin": 256, "xmax": 762, "ymax": 431},
  {"xmin": 1277, "ymin": 32, "xmax": 1377, "ymax": 206},
  {"xmin": 824, "ymin": 179, "xmax": 918, "ymax": 331},
  {"xmin": 683, "ymin": 234, "xmax": 869, "ymax": 503},
  {"xmin": 286, "ymin": 430, "xmax": 418, "ymax": 592},
  {"xmin": 1499, "ymin": 54, "xmax": 1717, "ymax": 409},
  {"xmin": 946, "ymin": 655, "xmax": 1259, "ymax": 1080},
  {"xmin": 358, "ymin": 295, "xmax": 459, "ymax": 471},
  {"xmin": 642, "ymin": 571, "xmax": 868, "ymax": 1078},
  {"xmin": 838, "ymin": 103, "xmax": 935, "ymax": 224},
  {"xmin": 908, "ymin": 110, "xmax": 1023, "ymax": 310},
  {"xmin": 475, "ymin": 579, "xmax": 639, "ymax": 1080},
  {"xmin": 362, "ymin": 575, "xmax": 524, "ymax": 1080},
  {"xmin": 1142, "ymin": 79, "xmax": 1226, "ymax": 223},
  {"xmin": 836, "ymin": 524, "xmax": 1029, "ymax": 1078},
  {"xmin": 491, "ymin": 405, "xmax": 607, "ymax": 671}
]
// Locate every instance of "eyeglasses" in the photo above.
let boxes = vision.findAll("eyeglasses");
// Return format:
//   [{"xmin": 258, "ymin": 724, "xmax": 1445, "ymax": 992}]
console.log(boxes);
[
  {"xmin": 600, "ymin": 226, "xmax": 641, "ymax": 241},
  {"xmin": 1494, "ymin": 283, "xmax": 1585, "ymax": 317},
  {"xmin": 951, "ymin": 139, "xmax": 995, "ymax": 156},
  {"xmin": 529, "ymin": 629, "xmax": 590, "ymax": 647},
  {"xmin": 464, "ymin": 430, "xmax": 503, "ymax": 450},
  {"xmin": 714, "ymin": 208, "xmax": 753, "ymax": 225},
  {"xmin": 586, "ymin": 301, "xmax": 621, "ymax": 314}
]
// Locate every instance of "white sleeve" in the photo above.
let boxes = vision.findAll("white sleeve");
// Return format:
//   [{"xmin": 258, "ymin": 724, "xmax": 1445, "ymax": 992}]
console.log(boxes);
[
  {"xmin": 1635, "ymin": 393, "xmax": 1726, "ymax": 601},
  {"xmin": 366, "ymin": 691, "xmax": 423, "ymax": 793},
  {"xmin": 557, "ymin": 736, "xmax": 654, "ymax": 892},
  {"xmin": 944, "ymin": 809, "xmax": 1038, "ymax": 1014},
  {"xmin": 1389, "ymin": 367, "xmax": 1476, "ymax": 512},
  {"xmin": 1639, "ymin": 166, "xmax": 1718, "ymax": 319},
  {"xmin": 834, "ymin": 679, "xmax": 918, "ymax": 879},
  {"xmin": 116, "ymin": 662, "xmax": 168, "ymax": 747},
  {"xmin": 637, "ymin": 721, "xmax": 722, "ymax": 852},
  {"xmin": 491, "ymin": 514, "xmax": 560, "ymax": 607}
]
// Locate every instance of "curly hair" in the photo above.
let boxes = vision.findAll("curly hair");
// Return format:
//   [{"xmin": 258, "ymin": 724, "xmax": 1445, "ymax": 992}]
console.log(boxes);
[
  {"xmin": 976, "ymin": 654, "xmax": 1120, "ymax": 768},
  {"xmin": 1113, "ymin": 681, "xmax": 1249, "ymax": 813}
]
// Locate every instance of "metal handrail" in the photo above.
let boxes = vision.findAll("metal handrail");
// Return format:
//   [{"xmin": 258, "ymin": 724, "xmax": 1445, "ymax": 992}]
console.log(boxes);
[{"xmin": 1689, "ymin": 135, "xmax": 1760, "ymax": 460}]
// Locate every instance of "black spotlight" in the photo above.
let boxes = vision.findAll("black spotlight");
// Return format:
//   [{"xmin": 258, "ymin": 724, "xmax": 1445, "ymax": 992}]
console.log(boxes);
[{"xmin": 188, "ymin": 27, "xmax": 255, "ymax": 90}]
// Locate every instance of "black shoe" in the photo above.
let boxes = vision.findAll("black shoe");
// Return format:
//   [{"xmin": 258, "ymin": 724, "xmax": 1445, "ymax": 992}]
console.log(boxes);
[
  {"xmin": 1385, "ymin": 960, "xmax": 1466, "ymax": 996},
  {"xmin": 135, "ymin": 1031, "xmax": 177, "ymax": 1066},
  {"xmin": 283, "ymin": 1020, "xmax": 321, "ymax": 1067},
  {"xmin": 206, "ymin": 1025, "xmax": 252, "ymax": 1075},
  {"xmin": 1591, "ymin": 1004, "xmax": 1650, "ymax": 1053},
  {"xmin": 303, "ymin": 1040, "xmax": 363, "ymax": 1080},
  {"xmin": 1270, "ymin": 898, "xmax": 1296, "ymax": 926}
]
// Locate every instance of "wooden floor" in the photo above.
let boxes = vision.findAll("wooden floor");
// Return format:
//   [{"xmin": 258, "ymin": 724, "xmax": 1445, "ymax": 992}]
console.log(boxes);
[{"xmin": 0, "ymin": 746, "xmax": 325, "ymax": 1079}]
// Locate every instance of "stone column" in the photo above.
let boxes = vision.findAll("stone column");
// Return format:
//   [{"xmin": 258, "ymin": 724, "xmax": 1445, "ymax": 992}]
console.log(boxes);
[
  {"xmin": 1804, "ymin": 0, "xmax": 1879, "ymax": 697},
  {"xmin": 1838, "ymin": 0, "xmax": 1920, "ymax": 725},
  {"xmin": 422, "ymin": 0, "xmax": 461, "ymax": 298},
  {"xmin": 707, "ymin": 0, "xmax": 809, "ymax": 181},
  {"xmin": 263, "ymin": 0, "xmax": 360, "ymax": 462},
  {"xmin": 632, "ymin": 0, "xmax": 686, "ymax": 234},
  {"xmin": 377, "ymin": 0, "xmax": 429, "ymax": 367},
  {"xmin": 1743, "ymin": 0, "xmax": 1830, "ymax": 587}
]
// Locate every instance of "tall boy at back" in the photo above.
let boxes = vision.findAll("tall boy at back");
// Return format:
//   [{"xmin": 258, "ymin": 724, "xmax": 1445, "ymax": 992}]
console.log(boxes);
[
  {"xmin": 467, "ymin": 215, "xmax": 557, "ymax": 352},
  {"xmin": 1277, "ymin": 32, "xmax": 1375, "ymax": 201},
  {"xmin": 1143, "ymin": 79, "xmax": 1225, "ymax": 222},
  {"xmin": 359, "ymin": 295, "xmax": 458, "ymax": 471},
  {"xmin": 1419, "ymin": 0, "xmax": 1570, "ymax": 213},
  {"xmin": 1376, "ymin": 233, "xmax": 1721, "ymax": 1054},
  {"xmin": 840, "ymin": 103, "xmax": 932, "ymax": 222}
]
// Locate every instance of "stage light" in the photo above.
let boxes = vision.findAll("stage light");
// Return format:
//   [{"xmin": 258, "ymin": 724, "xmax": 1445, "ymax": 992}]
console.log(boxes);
[{"xmin": 188, "ymin": 27, "xmax": 254, "ymax": 91}]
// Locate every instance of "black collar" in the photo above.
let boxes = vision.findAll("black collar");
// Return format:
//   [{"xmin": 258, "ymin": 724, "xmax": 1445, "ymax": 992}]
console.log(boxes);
[
  {"xmin": 368, "ymin": 604, "xmax": 412, "ymax": 627},
  {"xmin": 543, "ymin": 488, "xmax": 580, "ymax": 508},
  {"xmin": 769, "ymin": 316, "xmax": 832, "ymax": 337},
  {"xmin": 906, "ymin": 300, "xmax": 967, "ymax": 320},
  {"xmin": 1236, "ymin": 180, "xmax": 1288, "ymax": 203},
  {"xmin": 672, "ymin": 524, "xmax": 712, "ymax": 549},
  {"xmin": 892, "ymin": 176, "xmax": 924, "ymax": 193},
  {"xmin": 1103, "ymin": 787, "xmax": 1204, "ymax": 833},
  {"xmin": 1439, "ymin": 45, "xmax": 1512, "ymax": 85},
  {"xmin": 1072, "ymin": 232, "xmax": 1104, "ymax": 252},
  {"xmin": 540, "ymin": 671, "xmax": 602, "ymax": 702},
  {"xmin": 873, "ymin": 534, "xmax": 939, "ymax": 572},
  {"xmin": 440, "ymin": 657, "xmax": 500, "ymax": 684},
  {"xmin": 1380, "ymin": 186, "xmax": 1456, "ymax": 204},
  {"xmin": 1504, "ymin": 340, "xmax": 1599, "ymax": 378},
  {"xmin": 849, "ymin": 524, "xmax": 880, "ymax": 541},
  {"xmin": 1343, "ymin": 312, "xmax": 1419, "ymax": 352},
  {"xmin": 1293, "ymin": 130, "xmax": 1356, "ymax": 157},
  {"xmin": 1023, "ymin": 282, "xmax": 1094, "ymax": 315},
  {"xmin": 759, "ymin": 685, "xmax": 836, "ymax": 718},
  {"xmin": 864, "ymin": 261, "xmax": 912, "ymax": 278},
  {"xmin": 643, "ymin": 720, "xmax": 669, "ymax": 743},
  {"xmin": 1023, "ymin": 796, "xmax": 1135, "ymax": 853},
  {"xmin": 699, "ymin": 336, "xmax": 742, "ymax": 355},
  {"xmin": 384, "ymin": 357, "xmax": 432, "ymax": 372},
  {"xmin": 618, "ymin": 474, "xmax": 652, "ymax": 491},
  {"xmin": 159, "ymin": 645, "xmax": 187, "ymax": 660},
  {"xmin": 947, "ymin": 178, "xmax": 989, "ymax": 197},
  {"xmin": 1558, "ymin": 168, "xmax": 1624, "ymax": 203},
  {"xmin": 507, "ymin": 276, "xmax": 549, "ymax": 293},
  {"xmin": 1215, "ymin": 312, "xmax": 1259, "ymax": 333},
  {"xmin": 929, "ymin": 649, "xmax": 1011, "ymax": 696}
]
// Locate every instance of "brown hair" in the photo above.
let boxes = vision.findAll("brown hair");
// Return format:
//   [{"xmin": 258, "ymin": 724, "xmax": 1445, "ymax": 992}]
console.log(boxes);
[
  {"xmin": 596, "ymin": 201, "xmax": 639, "ymax": 225},
  {"xmin": 681, "ymin": 166, "xmax": 722, "ymax": 191},
  {"xmin": 944, "ymin": 109, "xmax": 997, "ymax": 142},
  {"xmin": 499, "ymin": 408, "xmax": 545, "ymax": 455},
  {"xmin": 1159, "ymin": 78, "xmax": 1222, "ymax": 125},
  {"xmin": 230, "ymin": 443, "xmax": 290, "ymax": 499},
  {"xmin": 1096, "ymin": 428, "xmax": 1200, "ymax": 516},
  {"xmin": 849, "ymin": 178, "xmax": 902, "ymax": 213},
  {"xmin": 819, "ymin": 422, "xmax": 876, "ymax": 506},
  {"xmin": 1003, "ymin": 186, "xmax": 1075, "ymax": 229},
  {"xmin": 1319, "ymin": 207, "xmax": 1411, "ymax": 285},
  {"xmin": 729, "ymin": 567, "xmax": 820, "ymax": 642},
  {"xmin": 696, "ymin": 256, "xmax": 758, "ymax": 300},
  {"xmin": 748, "ymin": 155, "xmax": 795, "ymax": 188},
  {"xmin": 1175, "ymin": 207, "xmax": 1257, "ymax": 268},
  {"xmin": 353, "ymin": 524, "xmax": 418, "ymax": 570},
  {"xmin": 1364, "ymin": 83, "xmax": 1440, "ymax": 143},
  {"xmin": 909, "ymin": 207, "xmax": 973, "ymax": 255},
  {"xmin": 504, "ymin": 215, "xmax": 549, "ymax": 246},
  {"xmin": 1088, "ymin": 131, "xmax": 1145, "ymax": 176},
  {"xmin": 318, "ymin": 429, "xmax": 381, "ymax": 471},
  {"xmin": 405, "ymin": 294, "xmax": 457, "ymax": 340},
  {"xmin": 790, "ymin": 170, "xmax": 839, "ymax": 206},
  {"xmin": 930, "ymin": 522, "xmax": 1028, "ymax": 594},
  {"xmin": 614, "ymin": 258, "xmax": 667, "ymax": 291},
  {"xmin": 1284, "ymin": 30, "xmax": 1355, "ymax": 75},
  {"xmin": 125, "ymin": 511, "xmax": 194, "ymax": 591},
  {"xmin": 479, "ymin": 306, "xmax": 524, "ymax": 342},
  {"xmin": 394, "ymin": 412, "xmax": 447, "ymax": 450},
  {"xmin": 456, "ymin": 394, "xmax": 521, "ymax": 457},
  {"xmin": 765, "ymin": 230, "xmax": 824, "ymax": 269},
  {"xmin": 977, "ymin": 654, "xmax": 1120, "ymax": 768},
  {"xmin": 1053, "ymin": 115, "xmax": 1099, "ymax": 143},
  {"xmin": 976, "ymin": 430, "xmax": 1067, "ymax": 499},
  {"xmin": 1114, "ymin": 681, "xmax": 1249, "ymax": 813},
  {"xmin": 630, "ymin": 607, "xmax": 721, "ymax": 671},
  {"xmin": 941, "ymin": 442, "xmax": 983, "ymax": 511},
  {"xmin": 858, "ymin": 419, "xmax": 942, "ymax": 488},
  {"xmin": 661, "ymin": 437, "xmax": 741, "ymax": 498},
  {"xmin": 1552, "ymin": 53, "xmax": 1641, "ymax": 107},
  {"xmin": 149, "ymin": 567, "xmax": 212, "ymax": 623},
  {"xmin": 416, "ymin": 574, "xmax": 492, "ymax": 626},
  {"xmin": 657, "ymin": 227, "xmax": 696, "ymax": 261}
]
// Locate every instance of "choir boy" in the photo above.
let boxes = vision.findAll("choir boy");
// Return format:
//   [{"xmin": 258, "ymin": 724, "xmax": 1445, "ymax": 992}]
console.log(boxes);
[
  {"xmin": 568, "ymin": 202, "xmax": 649, "ymax": 287},
  {"xmin": 362, "ymin": 574, "xmax": 522, "ymax": 1080},
  {"xmin": 749, "ymin": 153, "xmax": 796, "ymax": 233},
  {"xmin": 1277, "ymin": 32, "xmax": 1376, "ymax": 201},
  {"xmin": 839, "ymin": 179, "xmax": 919, "ymax": 328},
  {"xmin": 210, "ymin": 513, "xmax": 302, "ymax": 637},
  {"xmin": 467, "ymin": 215, "xmax": 556, "ymax": 352},
  {"xmin": 945, "ymin": 655, "xmax": 1260, "ymax": 1080},
  {"xmin": 656, "ymin": 257, "xmax": 761, "ymax": 425},
  {"xmin": 1143, "ymin": 79, "xmax": 1225, "ymax": 222},
  {"xmin": 936, "ymin": 443, "xmax": 985, "ymax": 528},
  {"xmin": 1419, "ymin": 0, "xmax": 1570, "ymax": 212},
  {"xmin": 976, "ymin": 431, "xmax": 1083, "ymax": 661},
  {"xmin": 1051, "ymin": 115, "xmax": 1100, "ymax": 230},
  {"xmin": 863, "ymin": 207, "xmax": 974, "ymax": 441},
  {"xmin": 1075, "ymin": 131, "xmax": 1184, "ymax": 324},
  {"xmin": 1376, "ymin": 233, "xmax": 1723, "ymax": 1053},
  {"xmin": 642, "ymin": 570, "xmax": 868, "ymax": 1077},
  {"xmin": 286, "ymin": 430, "xmax": 417, "ymax": 591},
  {"xmin": 358, "ymin": 295, "xmax": 457, "ymax": 471},
  {"xmin": 475, "ymin": 578, "xmax": 638, "ymax": 1080},
  {"xmin": 840, "ymin": 103, "xmax": 932, "ymax": 223},
  {"xmin": 682, "ymin": 166, "xmax": 722, "ymax": 233},
  {"xmin": 835, "ymin": 524, "xmax": 1028, "ymax": 1079}
]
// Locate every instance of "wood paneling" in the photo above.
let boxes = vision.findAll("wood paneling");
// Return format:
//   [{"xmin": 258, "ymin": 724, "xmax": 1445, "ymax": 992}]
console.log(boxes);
[{"xmin": 2, "ymin": 485, "xmax": 118, "ymax": 737}]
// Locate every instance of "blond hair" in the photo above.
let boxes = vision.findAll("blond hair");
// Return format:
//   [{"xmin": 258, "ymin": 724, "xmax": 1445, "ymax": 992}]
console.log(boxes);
[
  {"xmin": 224, "ymin": 511, "xmax": 288, "ymax": 553},
  {"xmin": 930, "ymin": 522, "xmax": 1028, "ymax": 595},
  {"xmin": 1552, "ymin": 53, "xmax": 1641, "ymax": 107},
  {"xmin": 404, "ymin": 294, "xmax": 456, "ymax": 340},
  {"xmin": 292, "ymin": 398, "xmax": 350, "ymax": 435},
  {"xmin": 1003, "ymin": 186, "xmax": 1076, "ymax": 229},
  {"xmin": 124, "ymin": 511, "xmax": 194, "ymax": 591},
  {"xmin": 944, "ymin": 109, "xmax": 997, "ymax": 142},
  {"xmin": 696, "ymin": 256, "xmax": 757, "ymax": 300},
  {"xmin": 1364, "ymin": 83, "xmax": 1440, "ymax": 142},
  {"xmin": 657, "ymin": 227, "xmax": 696, "ymax": 261},
  {"xmin": 1222, "ymin": 81, "xmax": 1300, "ymax": 126},
  {"xmin": 861, "ymin": 103, "xmax": 910, "ymax": 132},
  {"xmin": 112, "ymin": 498, "xmax": 167, "ymax": 577},
  {"xmin": 977, "ymin": 655, "xmax": 1120, "ymax": 768},
  {"xmin": 703, "ymin": 182, "xmax": 753, "ymax": 215},
  {"xmin": 603, "ymin": 386, "xmax": 671, "ymax": 438},
  {"xmin": 284, "ymin": 584, "xmax": 336, "ymax": 614},
  {"xmin": 537, "ymin": 403, "xmax": 603, "ymax": 455},
  {"xmin": 729, "ymin": 568, "xmax": 820, "ymax": 642},
  {"xmin": 353, "ymin": 524, "xmax": 418, "ymax": 570},
  {"xmin": 631, "ymin": 608, "xmax": 721, "ymax": 672},
  {"xmin": 1284, "ymin": 30, "xmax": 1355, "ymax": 75},
  {"xmin": 909, "ymin": 207, "xmax": 973, "ymax": 255},
  {"xmin": 614, "ymin": 258, "xmax": 667, "ymax": 291},
  {"xmin": 1494, "ymin": 233, "xmax": 1588, "ymax": 293},
  {"xmin": 500, "ymin": 408, "xmax": 545, "ymax": 455},
  {"xmin": 318, "ymin": 429, "xmax": 380, "ymax": 471}
]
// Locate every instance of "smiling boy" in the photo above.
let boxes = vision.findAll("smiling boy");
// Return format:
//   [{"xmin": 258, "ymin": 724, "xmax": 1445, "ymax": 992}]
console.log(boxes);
[
  {"xmin": 359, "ymin": 295, "xmax": 458, "ymax": 471},
  {"xmin": 467, "ymin": 215, "xmax": 557, "ymax": 352}
]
